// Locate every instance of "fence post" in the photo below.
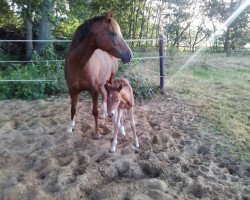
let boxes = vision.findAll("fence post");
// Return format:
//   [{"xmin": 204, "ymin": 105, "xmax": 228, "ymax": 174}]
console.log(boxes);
[{"xmin": 159, "ymin": 34, "xmax": 165, "ymax": 95}]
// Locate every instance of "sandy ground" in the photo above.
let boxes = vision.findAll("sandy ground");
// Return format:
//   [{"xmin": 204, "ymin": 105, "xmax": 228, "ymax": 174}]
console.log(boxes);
[{"xmin": 0, "ymin": 96, "xmax": 249, "ymax": 200}]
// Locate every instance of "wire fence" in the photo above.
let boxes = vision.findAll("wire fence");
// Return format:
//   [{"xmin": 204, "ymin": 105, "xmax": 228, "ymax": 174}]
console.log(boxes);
[
  {"xmin": 0, "ymin": 37, "xmax": 168, "ymax": 99},
  {"xmin": 0, "ymin": 38, "xmax": 166, "ymax": 82}
]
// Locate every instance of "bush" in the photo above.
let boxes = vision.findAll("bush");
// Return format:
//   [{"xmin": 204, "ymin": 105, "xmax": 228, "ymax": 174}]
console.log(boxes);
[
  {"xmin": 117, "ymin": 62, "xmax": 160, "ymax": 100},
  {"xmin": 0, "ymin": 43, "xmax": 69, "ymax": 99},
  {"xmin": 0, "ymin": 60, "xmax": 66, "ymax": 100}
]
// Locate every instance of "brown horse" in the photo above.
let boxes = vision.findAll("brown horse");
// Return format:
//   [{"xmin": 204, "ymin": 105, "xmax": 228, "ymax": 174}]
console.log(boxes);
[{"xmin": 64, "ymin": 13, "xmax": 132, "ymax": 139}]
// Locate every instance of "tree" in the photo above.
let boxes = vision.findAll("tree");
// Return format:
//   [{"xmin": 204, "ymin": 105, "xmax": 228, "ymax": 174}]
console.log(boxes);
[
  {"xmin": 36, "ymin": 0, "xmax": 52, "ymax": 51},
  {"xmin": 0, "ymin": 0, "xmax": 19, "ymax": 28},
  {"xmin": 162, "ymin": 0, "xmax": 195, "ymax": 49},
  {"xmin": 10, "ymin": 0, "xmax": 42, "ymax": 59},
  {"xmin": 202, "ymin": 0, "xmax": 250, "ymax": 54}
]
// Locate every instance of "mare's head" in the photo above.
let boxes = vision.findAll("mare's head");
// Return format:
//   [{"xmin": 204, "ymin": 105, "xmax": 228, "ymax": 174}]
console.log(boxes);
[
  {"xmin": 71, "ymin": 13, "xmax": 132, "ymax": 63},
  {"xmin": 104, "ymin": 81, "xmax": 123, "ymax": 119}
]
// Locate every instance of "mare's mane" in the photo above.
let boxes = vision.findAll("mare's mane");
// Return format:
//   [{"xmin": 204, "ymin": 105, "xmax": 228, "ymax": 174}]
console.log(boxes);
[
  {"xmin": 70, "ymin": 16, "xmax": 105, "ymax": 49},
  {"xmin": 70, "ymin": 15, "xmax": 122, "ymax": 49}
]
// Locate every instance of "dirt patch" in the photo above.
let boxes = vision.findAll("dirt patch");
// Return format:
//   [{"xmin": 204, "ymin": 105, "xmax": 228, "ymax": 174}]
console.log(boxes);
[{"xmin": 0, "ymin": 97, "xmax": 249, "ymax": 199}]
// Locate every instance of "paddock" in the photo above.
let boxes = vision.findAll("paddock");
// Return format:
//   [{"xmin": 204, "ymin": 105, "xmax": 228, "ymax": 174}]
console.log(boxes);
[{"xmin": 0, "ymin": 90, "xmax": 249, "ymax": 199}]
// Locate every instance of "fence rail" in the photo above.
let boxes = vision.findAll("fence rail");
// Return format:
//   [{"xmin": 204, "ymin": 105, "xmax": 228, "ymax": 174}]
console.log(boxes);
[
  {"xmin": 0, "ymin": 37, "xmax": 166, "ymax": 92},
  {"xmin": 0, "ymin": 37, "xmax": 165, "ymax": 64},
  {"xmin": 0, "ymin": 56, "xmax": 164, "ymax": 63},
  {"xmin": 0, "ymin": 38, "xmax": 163, "ymax": 43}
]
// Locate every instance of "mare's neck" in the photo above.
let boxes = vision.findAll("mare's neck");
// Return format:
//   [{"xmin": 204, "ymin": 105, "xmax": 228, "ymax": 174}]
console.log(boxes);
[{"xmin": 69, "ymin": 36, "xmax": 96, "ymax": 68}]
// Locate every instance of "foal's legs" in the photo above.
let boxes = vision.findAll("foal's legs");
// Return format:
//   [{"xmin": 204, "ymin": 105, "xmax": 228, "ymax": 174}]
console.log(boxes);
[
  {"xmin": 66, "ymin": 90, "xmax": 78, "ymax": 132},
  {"xmin": 129, "ymin": 107, "xmax": 139, "ymax": 148},
  {"xmin": 120, "ymin": 112, "xmax": 126, "ymax": 136},
  {"xmin": 92, "ymin": 92, "xmax": 101, "ymax": 140},
  {"xmin": 111, "ymin": 109, "xmax": 123, "ymax": 152},
  {"xmin": 99, "ymin": 86, "xmax": 107, "ymax": 119}
]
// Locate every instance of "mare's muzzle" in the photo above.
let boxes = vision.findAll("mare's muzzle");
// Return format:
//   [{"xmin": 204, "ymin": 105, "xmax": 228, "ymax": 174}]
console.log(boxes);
[{"xmin": 120, "ymin": 50, "xmax": 132, "ymax": 63}]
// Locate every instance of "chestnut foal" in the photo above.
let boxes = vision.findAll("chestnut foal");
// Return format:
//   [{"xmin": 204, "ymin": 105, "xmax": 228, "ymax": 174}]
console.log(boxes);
[{"xmin": 105, "ymin": 78, "xmax": 139, "ymax": 152}]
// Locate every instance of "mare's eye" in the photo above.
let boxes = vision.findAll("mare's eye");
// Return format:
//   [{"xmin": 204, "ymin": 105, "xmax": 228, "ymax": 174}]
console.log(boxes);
[
  {"xmin": 110, "ymin": 32, "xmax": 117, "ymax": 37},
  {"xmin": 115, "ymin": 99, "xmax": 119, "ymax": 102}
]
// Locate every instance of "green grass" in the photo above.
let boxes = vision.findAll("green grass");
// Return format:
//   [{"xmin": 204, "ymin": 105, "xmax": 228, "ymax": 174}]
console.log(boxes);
[
  {"xmin": 192, "ymin": 69, "xmax": 232, "ymax": 78},
  {"xmin": 170, "ymin": 52, "xmax": 250, "ymax": 145}
]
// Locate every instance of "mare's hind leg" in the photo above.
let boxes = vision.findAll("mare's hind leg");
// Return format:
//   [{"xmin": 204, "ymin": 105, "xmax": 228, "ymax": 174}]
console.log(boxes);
[
  {"xmin": 92, "ymin": 92, "xmax": 102, "ymax": 140},
  {"xmin": 129, "ymin": 107, "xmax": 139, "ymax": 148},
  {"xmin": 66, "ymin": 91, "xmax": 78, "ymax": 133}
]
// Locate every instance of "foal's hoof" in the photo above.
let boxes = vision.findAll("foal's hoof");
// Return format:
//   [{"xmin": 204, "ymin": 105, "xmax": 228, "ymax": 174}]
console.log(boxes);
[
  {"xmin": 66, "ymin": 127, "xmax": 74, "ymax": 133},
  {"xmin": 93, "ymin": 134, "xmax": 102, "ymax": 140},
  {"xmin": 110, "ymin": 148, "xmax": 116, "ymax": 153}
]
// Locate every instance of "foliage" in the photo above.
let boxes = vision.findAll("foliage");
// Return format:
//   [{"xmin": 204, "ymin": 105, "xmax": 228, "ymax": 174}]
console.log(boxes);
[
  {"xmin": 117, "ymin": 61, "xmax": 160, "ymax": 100},
  {"xmin": 1, "ymin": 0, "xmax": 249, "ymax": 54},
  {"xmin": 202, "ymin": 0, "xmax": 249, "ymax": 51},
  {"xmin": 125, "ymin": 72, "xmax": 160, "ymax": 100},
  {"xmin": 0, "ymin": 0, "xmax": 20, "ymax": 28},
  {"xmin": 0, "ymin": 44, "xmax": 66, "ymax": 99},
  {"xmin": 0, "ymin": 62, "xmax": 66, "ymax": 99}
]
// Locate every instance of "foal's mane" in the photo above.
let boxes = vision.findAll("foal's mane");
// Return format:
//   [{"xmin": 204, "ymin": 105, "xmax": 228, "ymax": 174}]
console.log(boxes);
[{"xmin": 70, "ymin": 15, "xmax": 122, "ymax": 49}]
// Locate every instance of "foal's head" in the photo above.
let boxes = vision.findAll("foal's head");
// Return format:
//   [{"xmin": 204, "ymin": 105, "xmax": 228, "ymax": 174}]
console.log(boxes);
[{"xmin": 104, "ymin": 81, "xmax": 123, "ymax": 119}]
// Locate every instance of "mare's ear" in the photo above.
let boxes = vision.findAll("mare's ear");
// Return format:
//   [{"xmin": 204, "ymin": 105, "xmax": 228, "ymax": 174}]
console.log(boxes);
[
  {"xmin": 105, "ymin": 11, "xmax": 113, "ymax": 23},
  {"xmin": 117, "ymin": 83, "xmax": 123, "ymax": 92}
]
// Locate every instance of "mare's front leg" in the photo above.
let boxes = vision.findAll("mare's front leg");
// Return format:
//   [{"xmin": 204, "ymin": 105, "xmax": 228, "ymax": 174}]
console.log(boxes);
[
  {"xmin": 129, "ymin": 107, "xmax": 139, "ymax": 148},
  {"xmin": 92, "ymin": 92, "xmax": 101, "ymax": 140},
  {"xmin": 66, "ymin": 90, "xmax": 78, "ymax": 133}
]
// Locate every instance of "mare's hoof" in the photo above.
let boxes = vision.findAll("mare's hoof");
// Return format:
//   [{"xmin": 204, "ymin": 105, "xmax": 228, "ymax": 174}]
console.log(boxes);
[{"xmin": 93, "ymin": 134, "xmax": 102, "ymax": 140}]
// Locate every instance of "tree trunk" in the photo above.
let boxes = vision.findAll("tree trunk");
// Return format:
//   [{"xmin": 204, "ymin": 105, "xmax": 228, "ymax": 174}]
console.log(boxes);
[
  {"xmin": 139, "ymin": 0, "xmax": 147, "ymax": 45},
  {"xmin": 25, "ymin": 16, "xmax": 33, "ymax": 60},
  {"xmin": 36, "ymin": 1, "xmax": 51, "ymax": 51},
  {"xmin": 224, "ymin": 28, "xmax": 230, "ymax": 56},
  {"xmin": 173, "ymin": 22, "xmax": 190, "ymax": 49},
  {"xmin": 188, "ymin": 27, "xmax": 192, "ymax": 51},
  {"xmin": 145, "ymin": 4, "xmax": 152, "ymax": 46},
  {"xmin": 132, "ymin": 1, "xmax": 140, "ymax": 46},
  {"xmin": 211, "ymin": 20, "xmax": 218, "ymax": 52},
  {"xmin": 156, "ymin": 0, "xmax": 164, "ymax": 37},
  {"xmin": 150, "ymin": 14, "xmax": 158, "ymax": 46},
  {"xmin": 128, "ymin": 0, "xmax": 136, "ymax": 39},
  {"xmin": 192, "ymin": 25, "xmax": 203, "ymax": 52}
]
